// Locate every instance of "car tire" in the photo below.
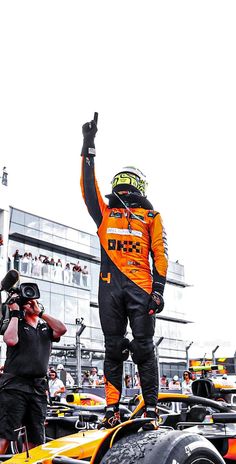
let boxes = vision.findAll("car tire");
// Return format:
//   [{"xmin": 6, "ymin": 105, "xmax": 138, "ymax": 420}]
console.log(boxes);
[{"xmin": 100, "ymin": 429, "xmax": 226, "ymax": 464}]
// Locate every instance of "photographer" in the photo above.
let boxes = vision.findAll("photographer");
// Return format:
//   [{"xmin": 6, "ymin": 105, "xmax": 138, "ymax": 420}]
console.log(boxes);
[{"xmin": 0, "ymin": 296, "xmax": 67, "ymax": 453}]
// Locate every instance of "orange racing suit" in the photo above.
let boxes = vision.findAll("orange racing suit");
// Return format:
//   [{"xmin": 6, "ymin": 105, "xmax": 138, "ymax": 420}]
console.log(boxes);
[{"xmin": 81, "ymin": 155, "xmax": 168, "ymax": 408}]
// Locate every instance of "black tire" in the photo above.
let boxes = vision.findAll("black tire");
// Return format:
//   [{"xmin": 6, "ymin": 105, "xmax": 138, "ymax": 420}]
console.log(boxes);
[{"xmin": 100, "ymin": 429, "xmax": 226, "ymax": 464}]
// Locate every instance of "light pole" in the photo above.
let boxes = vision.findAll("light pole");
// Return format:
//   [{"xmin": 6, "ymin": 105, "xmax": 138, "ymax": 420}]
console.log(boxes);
[
  {"xmin": 186, "ymin": 341, "xmax": 193, "ymax": 369},
  {"xmin": 75, "ymin": 317, "xmax": 86, "ymax": 386},
  {"xmin": 212, "ymin": 345, "xmax": 219, "ymax": 365}
]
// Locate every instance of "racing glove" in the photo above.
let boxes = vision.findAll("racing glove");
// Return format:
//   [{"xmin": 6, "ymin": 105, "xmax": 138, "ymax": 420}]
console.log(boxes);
[
  {"xmin": 148, "ymin": 291, "xmax": 164, "ymax": 316},
  {"xmin": 81, "ymin": 113, "xmax": 98, "ymax": 157}
]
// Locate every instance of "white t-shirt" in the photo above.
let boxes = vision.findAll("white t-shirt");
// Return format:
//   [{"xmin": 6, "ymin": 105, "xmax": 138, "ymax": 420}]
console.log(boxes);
[
  {"xmin": 49, "ymin": 378, "xmax": 64, "ymax": 397},
  {"xmin": 182, "ymin": 379, "xmax": 193, "ymax": 395}
]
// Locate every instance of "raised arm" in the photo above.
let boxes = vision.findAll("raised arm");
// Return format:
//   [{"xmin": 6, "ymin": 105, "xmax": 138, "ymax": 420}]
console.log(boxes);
[{"xmin": 80, "ymin": 113, "xmax": 107, "ymax": 228}]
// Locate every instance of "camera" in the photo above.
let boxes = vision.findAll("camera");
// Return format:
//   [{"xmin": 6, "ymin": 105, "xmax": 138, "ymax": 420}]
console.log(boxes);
[
  {"xmin": 0, "ymin": 281, "xmax": 40, "ymax": 335},
  {"xmin": 7, "ymin": 283, "xmax": 40, "ymax": 307}
]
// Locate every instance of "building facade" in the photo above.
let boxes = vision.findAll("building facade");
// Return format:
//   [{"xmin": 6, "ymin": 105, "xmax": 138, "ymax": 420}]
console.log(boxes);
[{"xmin": 0, "ymin": 202, "xmax": 192, "ymax": 380}]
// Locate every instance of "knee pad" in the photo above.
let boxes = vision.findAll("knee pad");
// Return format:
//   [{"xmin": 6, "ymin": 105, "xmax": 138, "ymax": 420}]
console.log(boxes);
[
  {"xmin": 105, "ymin": 336, "xmax": 130, "ymax": 362},
  {"xmin": 130, "ymin": 338, "xmax": 154, "ymax": 364}
]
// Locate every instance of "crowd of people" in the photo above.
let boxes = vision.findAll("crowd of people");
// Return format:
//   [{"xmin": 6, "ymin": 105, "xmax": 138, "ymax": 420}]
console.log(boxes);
[
  {"xmin": 160, "ymin": 371, "xmax": 194, "ymax": 394},
  {"xmin": 10, "ymin": 249, "xmax": 89, "ymax": 287}
]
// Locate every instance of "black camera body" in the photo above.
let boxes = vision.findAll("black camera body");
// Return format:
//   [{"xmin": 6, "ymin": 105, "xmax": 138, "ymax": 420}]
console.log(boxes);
[
  {"xmin": 7, "ymin": 283, "xmax": 40, "ymax": 307},
  {"xmin": 0, "ymin": 282, "xmax": 40, "ymax": 335}
]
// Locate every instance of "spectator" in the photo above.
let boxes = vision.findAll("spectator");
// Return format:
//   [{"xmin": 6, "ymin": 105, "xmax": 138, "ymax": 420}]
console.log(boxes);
[
  {"xmin": 89, "ymin": 367, "xmax": 98, "ymax": 386},
  {"xmin": 7, "ymin": 257, "xmax": 12, "ymax": 271},
  {"xmin": 1, "ymin": 167, "xmax": 8, "ymax": 186},
  {"xmin": 27, "ymin": 252, "xmax": 33, "ymax": 275},
  {"xmin": 63, "ymin": 263, "xmax": 72, "ymax": 285},
  {"xmin": 72, "ymin": 261, "xmax": 82, "ymax": 286},
  {"xmin": 56, "ymin": 364, "xmax": 75, "ymax": 388},
  {"xmin": 48, "ymin": 370, "xmax": 66, "ymax": 402},
  {"xmin": 182, "ymin": 371, "xmax": 193, "ymax": 395},
  {"xmin": 32, "ymin": 256, "xmax": 43, "ymax": 277},
  {"xmin": 134, "ymin": 372, "xmax": 140, "ymax": 388},
  {"xmin": 56, "ymin": 363, "xmax": 67, "ymax": 385},
  {"xmin": 97, "ymin": 369, "xmax": 105, "ymax": 386},
  {"xmin": 124, "ymin": 374, "xmax": 132, "ymax": 388},
  {"xmin": 0, "ymin": 296, "xmax": 67, "ymax": 453},
  {"xmin": 12, "ymin": 249, "xmax": 21, "ymax": 271},
  {"xmin": 82, "ymin": 265, "xmax": 89, "ymax": 286},
  {"xmin": 42, "ymin": 257, "xmax": 50, "ymax": 279},
  {"xmin": 169, "ymin": 375, "xmax": 181, "ymax": 390},
  {"xmin": 82, "ymin": 371, "xmax": 90, "ymax": 386},
  {"xmin": 21, "ymin": 252, "xmax": 29, "ymax": 274},
  {"xmin": 160, "ymin": 375, "xmax": 169, "ymax": 390},
  {"xmin": 54, "ymin": 261, "xmax": 63, "ymax": 282},
  {"xmin": 49, "ymin": 258, "xmax": 55, "ymax": 280},
  {"xmin": 66, "ymin": 371, "xmax": 75, "ymax": 388}
]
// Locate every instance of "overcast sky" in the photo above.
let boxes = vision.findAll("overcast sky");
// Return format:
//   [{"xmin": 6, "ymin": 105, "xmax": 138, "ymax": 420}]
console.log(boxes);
[{"xmin": 1, "ymin": 1, "xmax": 236, "ymax": 357}]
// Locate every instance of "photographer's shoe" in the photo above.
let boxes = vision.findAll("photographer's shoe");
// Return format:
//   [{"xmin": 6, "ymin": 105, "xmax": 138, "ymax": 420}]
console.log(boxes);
[
  {"xmin": 98, "ymin": 405, "xmax": 121, "ymax": 429},
  {"xmin": 142, "ymin": 406, "xmax": 159, "ymax": 431}
]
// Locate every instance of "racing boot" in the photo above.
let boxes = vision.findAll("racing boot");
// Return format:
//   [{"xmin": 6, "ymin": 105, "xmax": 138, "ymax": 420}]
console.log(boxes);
[
  {"xmin": 142, "ymin": 406, "xmax": 159, "ymax": 431},
  {"xmin": 98, "ymin": 405, "xmax": 121, "ymax": 429}
]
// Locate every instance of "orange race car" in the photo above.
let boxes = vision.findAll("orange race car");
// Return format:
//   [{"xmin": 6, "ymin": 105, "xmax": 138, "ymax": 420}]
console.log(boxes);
[{"xmin": 3, "ymin": 385, "xmax": 236, "ymax": 464}]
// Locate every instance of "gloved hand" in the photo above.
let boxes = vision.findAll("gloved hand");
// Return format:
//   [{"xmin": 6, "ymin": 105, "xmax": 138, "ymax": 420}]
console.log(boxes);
[
  {"xmin": 148, "ymin": 291, "xmax": 164, "ymax": 315},
  {"xmin": 81, "ymin": 113, "xmax": 98, "ymax": 157}
]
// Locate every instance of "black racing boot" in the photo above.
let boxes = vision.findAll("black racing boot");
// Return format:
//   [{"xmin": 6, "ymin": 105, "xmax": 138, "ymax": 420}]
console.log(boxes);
[
  {"xmin": 142, "ymin": 406, "xmax": 159, "ymax": 431},
  {"xmin": 98, "ymin": 405, "xmax": 121, "ymax": 429}
]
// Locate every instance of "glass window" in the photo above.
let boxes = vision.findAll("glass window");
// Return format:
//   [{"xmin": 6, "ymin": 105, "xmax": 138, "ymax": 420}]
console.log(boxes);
[
  {"xmin": 53, "ymin": 223, "xmax": 66, "ymax": 238},
  {"xmin": 65, "ymin": 296, "xmax": 78, "ymax": 324},
  {"xmin": 64, "ymin": 286, "xmax": 77, "ymax": 297},
  {"xmin": 39, "ymin": 290, "xmax": 50, "ymax": 310},
  {"xmin": 40, "ymin": 219, "xmax": 53, "ymax": 234},
  {"xmin": 39, "ymin": 231, "xmax": 53, "ymax": 242},
  {"xmin": 165, "ymin": 285, "xmax": 185, "ymax": 317},
  {"xmin": 10, "ymin": 223, "xmax": 25, "ymax": 235},
  {"xmin": 11, "ymin": 209, "xmax": 24, "ymax": 225},
  {"xmin": 90, "ymin": 306, "xmax": 100, "ymax": 329},
  {"xmin": 8, "ymin": 240, "xmax": 23, "ymax": 257},
  {"xmin": 66, "ymin": 228, "xmax": 79, "ymax": 242},
  {"xmin": 38, "ymin": 281, "xmax": 51, "ymax": 291},
  {"xmin": 66, "ymin": 324, "xmax": 77, "ymax": 338},
  {"xmin": 25, "ymin": 228, "xmax": 39, "ymax": 239},
  {"xmin": 25, "ymin": 214, "xmax": 40, "ymax": 229},
  {"xmin": 51, "ymin": 283, "xmax": 64, "ymax": 295},
  {"xmin": 79, "ymin": 299, "xmax": 90, "ymax": 326},
  {"xmin": 91, "ymin": 326, "xmax": 103, "ymax": 342},
  {"xmin": 50, "ymin": 293, "xmax": 65, "ymax": 321},
  {"xmin": 78, "ymin": 231, "xmax": 90, "ymax": 245}
]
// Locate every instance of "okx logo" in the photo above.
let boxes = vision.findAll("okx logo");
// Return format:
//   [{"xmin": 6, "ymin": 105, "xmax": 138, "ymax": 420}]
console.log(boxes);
[{"xmin": 108, "ymin": 239, "xmax": 141, "ymax": 253}]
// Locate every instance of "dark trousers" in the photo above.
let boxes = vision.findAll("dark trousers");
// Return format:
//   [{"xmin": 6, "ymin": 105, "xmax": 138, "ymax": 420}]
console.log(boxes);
[{"xmin": 99, "ymin": 270, "xmax": 158, "ymax": 407}]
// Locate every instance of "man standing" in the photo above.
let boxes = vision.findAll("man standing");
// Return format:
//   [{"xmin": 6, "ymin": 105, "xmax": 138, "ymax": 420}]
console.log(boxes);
[
  {"xmin": 48, "ymin": 370, "xmax": 66, "ymax": 402},
  {"xmin": 80, "ymin": 114, "xmax": 168, "ymax": 429},
  {"xmin": 0, "ymin": 297, "xmax": 67, "ymax": 453}
]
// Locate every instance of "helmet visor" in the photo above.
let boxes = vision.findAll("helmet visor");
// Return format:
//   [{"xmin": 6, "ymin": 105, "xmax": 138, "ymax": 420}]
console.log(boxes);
[{"xmin": 112, "ymin": 171, "xmax": 146, "ymax": 196}]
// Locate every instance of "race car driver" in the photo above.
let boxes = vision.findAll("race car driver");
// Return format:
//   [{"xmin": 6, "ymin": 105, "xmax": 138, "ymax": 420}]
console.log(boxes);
[{"xmin": 80, "ymin": 114, "xmax": 168, "ymax": 429}]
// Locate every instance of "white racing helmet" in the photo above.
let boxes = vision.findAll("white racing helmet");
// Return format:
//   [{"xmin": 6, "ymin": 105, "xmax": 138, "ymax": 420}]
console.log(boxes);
[{"xmin": 111, "ymin": 166, "xmax": 147, "ymax": 196}]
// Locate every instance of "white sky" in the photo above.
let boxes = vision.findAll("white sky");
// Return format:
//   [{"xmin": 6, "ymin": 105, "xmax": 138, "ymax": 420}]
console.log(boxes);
[{"xmin": 1, "ymin": 1, "xmax": 236, "ymax": 357}]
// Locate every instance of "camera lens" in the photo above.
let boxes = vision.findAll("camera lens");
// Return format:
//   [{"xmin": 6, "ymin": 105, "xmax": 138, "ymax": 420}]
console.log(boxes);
[
  {"xmin": 23, "ymin": 286, "xmax": 36, "ymax": 298},
  {"xmin": 20, "ymin": 283, "xmax": 40, "ymax": 300}
]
